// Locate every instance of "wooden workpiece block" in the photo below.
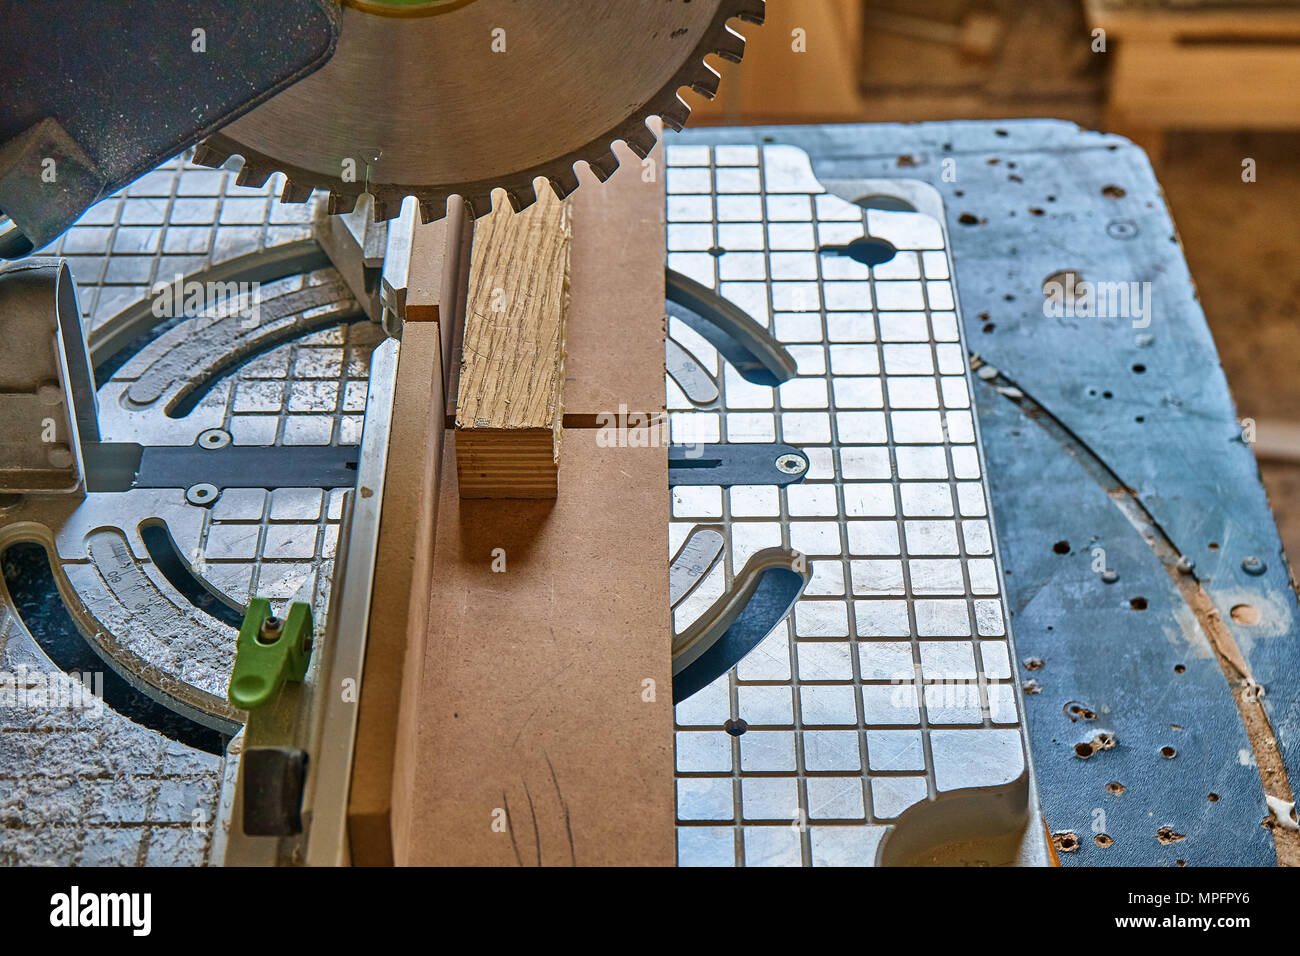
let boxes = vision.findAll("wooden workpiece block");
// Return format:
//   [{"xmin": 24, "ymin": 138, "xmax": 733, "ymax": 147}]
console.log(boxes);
[{"xmin": 455, "ymin": 188, "xmax": 571, "ymax": 498}]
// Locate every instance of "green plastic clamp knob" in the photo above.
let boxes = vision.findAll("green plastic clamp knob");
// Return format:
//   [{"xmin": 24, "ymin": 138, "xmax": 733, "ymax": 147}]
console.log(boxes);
[{"xmin": 228, "ymin": 598, "xmax": 314, "ymax": 711}]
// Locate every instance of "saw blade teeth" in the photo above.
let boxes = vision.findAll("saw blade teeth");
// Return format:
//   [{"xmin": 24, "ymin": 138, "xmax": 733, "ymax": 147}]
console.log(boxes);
[
  {"xmin": 326, "ymin": 191, "xmax": 359, "ymax": 216},
  {"xmin": 280, "ymin": 179, "xmax": 314, "ymax": 204},
  {"xmin": 503, "ymin": 182, "xmax": 538, "ymax": 213},
  {"xmin": 370, "ymin": 197, "xmax": 397, "ymax": 222},
  {"xmin": 660, "ymin": 95, "xmax": 693, "ymax": 132},
  {"xmin": 417, "ymin": 196, "xmax": 448, "ymax": 224},
  {"xmin": 587, "ymin": 151, "xmax": 621, "ymax": 183},
  {"xmin": 726, "ymin": 0, "xmax": 766, "ymax": 25},
  {"xmin": 691, "ymin": 62, "xmax": 723, "ymax": 99},
  {"xmin": 191, "ymin": 142, "xmax": 230, "ymax": 170},
  {"xmin": 208, "ymin": 1, "xmax": 764, "ymax": 221},
  {"xmin": 713, "ymin": 25, "xmax": 747, "ymax": 63},
  {"xmin": 547, "ymin": 167, "xmax": 582, "ymax": 201},
  {"xmin": 463, "ymin": 193, "xmax": 495, "ymax": 220},
  {"xmin": 623, "ymin": 125, "xmax": 659, "ymax": 161},
  {"xmin": 235, "ymin": 163, "xmax": 273, "ymax": 189}
]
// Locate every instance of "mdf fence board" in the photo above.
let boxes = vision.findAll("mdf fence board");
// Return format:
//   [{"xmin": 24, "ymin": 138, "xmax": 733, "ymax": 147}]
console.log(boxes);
[{"xmin": 403, "ymin": 428, "xmax": 674, "ymax": 866}]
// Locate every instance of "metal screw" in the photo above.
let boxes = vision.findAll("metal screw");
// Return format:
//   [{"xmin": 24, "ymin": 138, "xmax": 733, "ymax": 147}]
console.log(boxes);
[
  {"xmin": 197, "ymin": 428, "xmax": 231, "ymax": 449},
  {"xmin": 1241, "ymin": 556, "xmax": 1267, "ymax": 576},
  {"xmin": 185, "ymin": 482, "xmax": 219, "ymax": 506},
  {"xmin": 258, "ymin": 616, "xmax": 283, "ymax": 643},
  {"xmin": 1101, "ymin": 569, "xmax": 1119, "ymax": 584},
  {"xmin": 775, "ymin": 453, "xmax": 807, "ymax": 476}
]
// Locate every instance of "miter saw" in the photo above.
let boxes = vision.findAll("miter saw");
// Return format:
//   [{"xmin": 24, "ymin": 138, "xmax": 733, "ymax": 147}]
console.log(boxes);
[
  {"xmin": 0, "ymin": 0, "xmax": 1089, "ymax": 870},
  {"xmin": 0, "ymin": 0, "xmax": 774, "ymax": 866}
]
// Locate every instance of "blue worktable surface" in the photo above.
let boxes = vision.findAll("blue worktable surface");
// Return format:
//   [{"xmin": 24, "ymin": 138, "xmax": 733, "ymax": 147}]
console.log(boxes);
[{"xmin": 670, "ymin": 119, "xmax": 1298, "ymax": 866}]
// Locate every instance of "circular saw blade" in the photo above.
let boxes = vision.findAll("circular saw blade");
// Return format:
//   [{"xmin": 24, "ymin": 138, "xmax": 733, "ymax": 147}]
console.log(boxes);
[{"xmin": 196, "ymin": 0, "xmax": 764, "ymax": 221}]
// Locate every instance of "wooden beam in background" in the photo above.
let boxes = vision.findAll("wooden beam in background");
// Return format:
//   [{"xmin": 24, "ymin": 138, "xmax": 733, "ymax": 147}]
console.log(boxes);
[{"xmin": 688, "ymin": 0, "xmax": 865, "ymax": 125}]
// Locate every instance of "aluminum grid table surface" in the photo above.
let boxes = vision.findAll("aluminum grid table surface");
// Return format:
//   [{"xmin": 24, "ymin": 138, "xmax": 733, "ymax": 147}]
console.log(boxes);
[
  {"xmin": 33, "ymin": 158, "xmax": 321, "ymax": 339},
  {"xmin": 666, "ymin": 144, "xmax": 1031, "ymax": 866},
  {"xmin": 65, "ymin": 308, "xmax": 381, "ymax": 705},
  {"xmin": 661, "ymin": 119, "xmax": 1300, "ymax": 866},
  {"xmin": 0, "ymin": 161, "xmax": 378, "ymax": 866}
]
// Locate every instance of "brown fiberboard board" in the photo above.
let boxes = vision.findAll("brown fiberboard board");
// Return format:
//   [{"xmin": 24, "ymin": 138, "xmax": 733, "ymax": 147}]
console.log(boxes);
[
  {"xmin": 403, "ymin": 428, "xmax": 673, "ymax": 865},
  {"xmin": 348, "ymin": 210, "xmax": 467, "ymax": 866},
  {"xmin": 347, "ymin": 321, "xmax": 446, "ymax": 865},
  {"xmin": 401, "ymin": 131, "xmax": 671, "ymax": 865},
  {"xmin": 562, "ymin": 135, "xmax": 669, "ymax": 423}
]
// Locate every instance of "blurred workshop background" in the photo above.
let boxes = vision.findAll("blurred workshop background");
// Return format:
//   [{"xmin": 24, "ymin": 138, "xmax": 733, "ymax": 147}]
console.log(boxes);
[{"xmin": 689, "ymin": 0, "xmax": 1300, "ymax": 565}]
